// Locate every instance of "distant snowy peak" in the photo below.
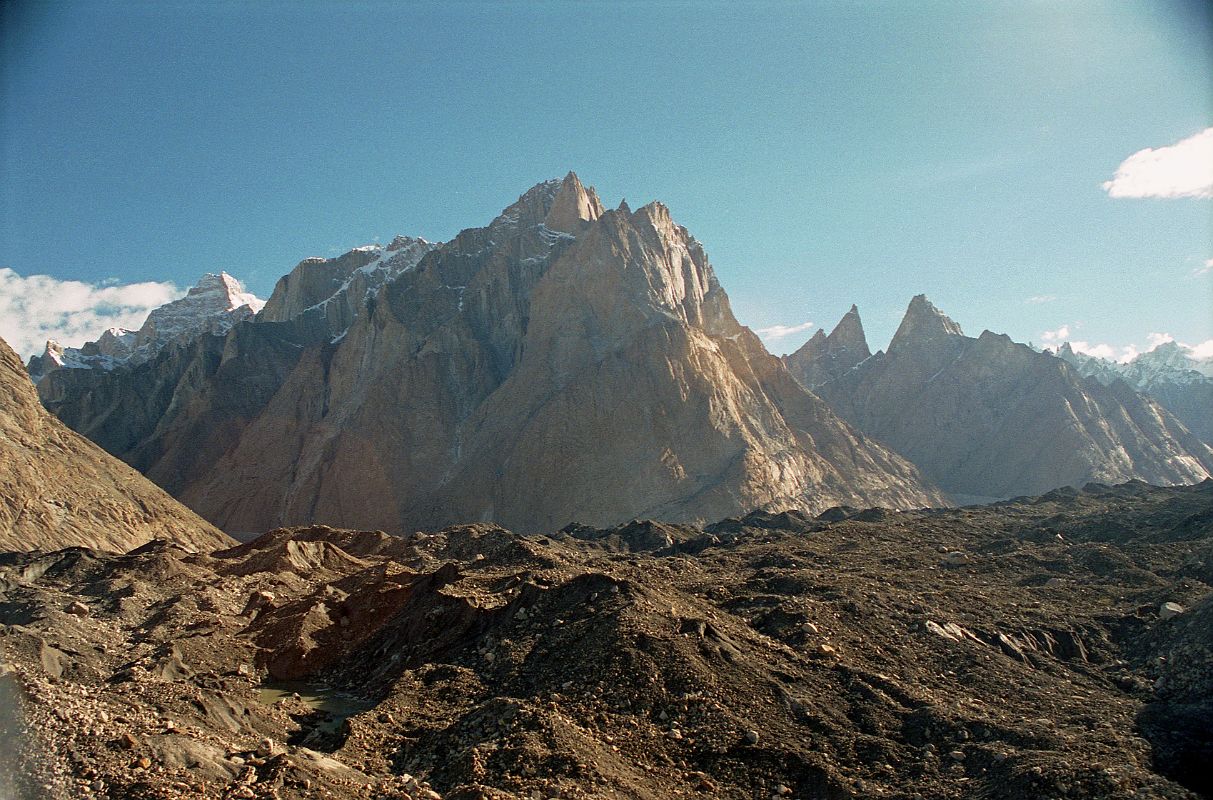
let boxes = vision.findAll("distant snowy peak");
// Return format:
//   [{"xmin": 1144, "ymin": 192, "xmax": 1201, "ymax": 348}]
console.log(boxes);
[
  {"xmin": 257, "ymin": 235, "xmax": 438, "ymax": 328},
  {"xmin": 1054, "ymin": 339, "xmax": 1213, "ymax": 445},
  {"xmin": 28, "ymin": 272, "xmax": 264, "ymax": 380},
  {"xmin": 137, "ymin": 272, "xmax": 264, "ymax": 346},
  {"xmin": 1055, "ymin": 340, "xmax": 1213, "ymax": 388}
]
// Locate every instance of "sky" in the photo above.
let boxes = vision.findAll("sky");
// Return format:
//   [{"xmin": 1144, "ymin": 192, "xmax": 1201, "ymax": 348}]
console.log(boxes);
[{"xmin": 1, "ymin": 0, "xmax": 1211, "ymax": 360}]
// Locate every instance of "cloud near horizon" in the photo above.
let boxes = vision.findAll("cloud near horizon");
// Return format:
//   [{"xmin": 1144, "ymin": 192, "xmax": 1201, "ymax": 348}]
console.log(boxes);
[
  {"xmin": 0, "ymin": 268, "xmax": 182, "ymax": 358},
  {"xmin": 1040, "ymin": 323, "xmax": 1213, "ymax": 364},
  {"xmin": 1101, "ymin": 127, "xmax": 1213, "ymax": 199},
  {"xmin": 754, "ymin": 321, "xmax": 815, "ymax": 343}
]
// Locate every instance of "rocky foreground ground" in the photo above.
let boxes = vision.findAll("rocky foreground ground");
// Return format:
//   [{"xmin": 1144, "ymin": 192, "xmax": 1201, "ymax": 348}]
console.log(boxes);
[{"xmin": 1, "ymin": 480, "xmax": 1211, "ymax": 800}]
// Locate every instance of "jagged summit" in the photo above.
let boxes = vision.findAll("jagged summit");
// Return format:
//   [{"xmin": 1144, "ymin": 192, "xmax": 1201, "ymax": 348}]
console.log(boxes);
[
  {"xmin": 37, "ymin": 174, "xmax": 945, "ymax": 534},
  {"xmin": 27, "ymin": 271, "xmax": 264, "ymax": 380},
  {"xmin": 811, "ymin": 297, "xmax": 1213, "ymax": 499},
  {"xmin": 783, "ymin": 304, "xmax": 871, "ymax": 390},
  {"xmin": 544, "ymin": 171, "xmax": 605, "ymax": 234},
  {"xmin": 830, "ymin": 304, "xmax": 870, "ymax": 355},
  {"xmin": 889, "ymin": 294, "xmax": 964, "ymax": 352}
]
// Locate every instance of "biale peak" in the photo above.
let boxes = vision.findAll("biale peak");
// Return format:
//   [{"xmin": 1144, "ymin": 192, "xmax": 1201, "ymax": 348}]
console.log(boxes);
[{"xmin": 34, "ymin": 173, "xmax": 946, "ymax": 534}]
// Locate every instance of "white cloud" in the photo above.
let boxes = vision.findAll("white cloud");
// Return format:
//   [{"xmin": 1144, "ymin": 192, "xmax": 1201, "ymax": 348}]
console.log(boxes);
[
  {"xmin": 1195, "ymin": 258, "xmax": 1213, "ymax": 276},
  {"xmin": 1041, "ymin": 324, "xmax": 1213, "ymax": 365},
  {"xmin": 754, "ymin": 321, "xmax": 815, "ymax": 341},
  {"xmin": 1189, "ymin": 339, "xmax": 1213, "ymax": 360},
  {"xmin": 1040, "ymin": 325, "xmax": 1071, "ymax": 345},
  {"xmin": 0, "ymin": 268, "xmax": 182, "ymax": 358},
  {"xmin": 1026, "ymin": 294, "xmax": 1057, "ymax": 305},
  {"xmin": 1101, "ymin": 127, "xmax": 1213, "ymax": 199},
  {"xmin": 1146, "ymin": 332, "xmax": 1174, "ymax": 349}
]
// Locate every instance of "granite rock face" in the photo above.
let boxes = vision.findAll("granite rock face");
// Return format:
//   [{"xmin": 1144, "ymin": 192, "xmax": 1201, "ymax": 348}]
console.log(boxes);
[
  {"xmin": 807, "ymin": 297, "xmax": 1213, "ymax": 500},
  {"xmin": 0, "ymin": 336, "xmax": 230, "ymax": 553},
  {"xmin": 37, "ymin": 174, "xmax": 945, "ymax": 534}
]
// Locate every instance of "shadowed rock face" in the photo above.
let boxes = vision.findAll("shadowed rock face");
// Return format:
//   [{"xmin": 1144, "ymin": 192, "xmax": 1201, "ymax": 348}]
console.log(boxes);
[
  {"xmin": 783, "ymin": 304, "xmax": 871, "ymax": 390},
  {"xmin": 808, "ymin": 297, "xmax": 1213, "ymax": 500},
  {"xmin": 35, "ymin": 173, "xmax": 944, "ymax": 534},
  {"xmin": 0, "ymin": 337, "xmax": 230, "ymax": 553},
  {"xmin": 1056, "ymin": 341, "xmax": 1213, "ymax": 446}
]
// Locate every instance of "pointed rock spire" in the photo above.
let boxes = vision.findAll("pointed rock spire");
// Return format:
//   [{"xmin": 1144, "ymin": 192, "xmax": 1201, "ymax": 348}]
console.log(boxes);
[
  {"xmin": 544, "ymin": 171, "xmax": 605, "ymax": 234},
  {"xmin": 782, "ymin": 304, "xmax": 871, "ymax": 390},
  {"xmin": 826, "ymin": 304, "xmax": 871, "ymax": 360},
  {"xmin": 889, "ymin": 295, "xmax": 964, "ymax": 352}
]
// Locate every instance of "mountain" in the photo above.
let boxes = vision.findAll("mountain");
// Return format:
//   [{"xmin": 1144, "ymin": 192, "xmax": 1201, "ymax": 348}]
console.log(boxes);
[
  {"xmin": 33, "ymin": 174, "xmax": 944, "ymax": 534},
  {"xmin": 1055, "ymin": 341, "xmax": 1213, "ymax": 445},
  {"xmin": 782, "ymin": 304, "xmax": 871, "ymax": 389},
  {"xmin": 0, "ymin": 336, "xmax": 230, "ymax": 553},
  {"xmin": 802, "ymin": 296, "xmax": 1213, "ymax": 501},
  {"xmin": 27, "ymin": 272, "xmax": 264, "ymax": 380}
]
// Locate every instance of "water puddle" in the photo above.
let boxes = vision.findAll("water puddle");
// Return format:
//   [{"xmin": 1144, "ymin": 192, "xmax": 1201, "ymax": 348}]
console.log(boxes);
[{"xmin": 258, "ymin": 680, "xmax": 373, "ymax": 749}]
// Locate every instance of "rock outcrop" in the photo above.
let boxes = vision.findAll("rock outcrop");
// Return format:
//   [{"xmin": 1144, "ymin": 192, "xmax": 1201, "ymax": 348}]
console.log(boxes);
[
  {"xmin": 0, "ymin": 336, "xmax": 230, "ymax": 553},
  {"xmin": 807, "ymin": 297, "xmax": 1213, "ymax": 500},
  {"xmin": 36, "ymin": 173, "xmax": 945, "ymax": 533}
]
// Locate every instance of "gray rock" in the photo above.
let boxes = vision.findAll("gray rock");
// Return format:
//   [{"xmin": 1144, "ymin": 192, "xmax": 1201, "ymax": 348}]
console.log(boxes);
[{"xmin": 1159, "ymin": 602, "xmax": 1184, "ymax": 620}]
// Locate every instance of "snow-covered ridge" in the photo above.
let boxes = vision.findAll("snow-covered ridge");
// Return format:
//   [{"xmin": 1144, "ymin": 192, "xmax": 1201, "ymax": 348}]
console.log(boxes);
[
  {"xmin": 29, "ymin": 272, "xmax": 264, "ymax": 380},
  {"xmin": 300, "ymin": 235, "xmax": 438, "ymax": 317},
  {"xmin": 1052, "ymin": 340, "xmax": 1213, "ymax": 389}
]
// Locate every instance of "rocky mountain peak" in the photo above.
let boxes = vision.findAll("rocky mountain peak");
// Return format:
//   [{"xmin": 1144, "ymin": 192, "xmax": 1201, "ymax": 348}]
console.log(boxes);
[
  {"xmin": 27, "ymin": 272, "xmax": 264, "ymax": 381},
  {"xmin": 543, "ymin": 171, "xmax": 605, "ymax": 234},
  {"xmin": 35, "ymin": 175, "xmax": 945, "ymax": 534},
  {"xmin": 889, "ymin": 294, "xmax": 964, "ymax": 352},
  {"xmin": 829, "ymin": 304, "xmax": 870, "ymax": 357},
  {"xmin": 782, "ymin": 304, "xmax": 871, "ymax": 390},
  {"xmin": 386, "ymin": 234, "xmax": 425, "ymax": 252},
  {"xmin": 135, "ymin": 272, "xmax": 263, "ymax": 348}
]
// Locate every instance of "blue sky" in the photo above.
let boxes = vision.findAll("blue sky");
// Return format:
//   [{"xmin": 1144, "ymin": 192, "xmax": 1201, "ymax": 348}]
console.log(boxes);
[{"xmin": 1, "ymin": 0, "xmax": 1210, "ymax": 358}]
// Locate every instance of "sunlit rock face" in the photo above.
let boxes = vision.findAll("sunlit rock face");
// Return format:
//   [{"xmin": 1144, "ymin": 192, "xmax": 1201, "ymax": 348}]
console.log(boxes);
[
  {"xmin": 0, "ymin": 335, "xmax": 230, "ymax": 553},
  {"xmin": 34, "ymin": 173, "xmax": 944, "ymax": 534}
]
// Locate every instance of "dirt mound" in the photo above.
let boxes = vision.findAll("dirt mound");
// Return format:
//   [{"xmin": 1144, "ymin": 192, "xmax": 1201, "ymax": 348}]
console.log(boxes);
[{"xmin": 1, "ymin": 480, "xmax": 1211, "ymax": 799}]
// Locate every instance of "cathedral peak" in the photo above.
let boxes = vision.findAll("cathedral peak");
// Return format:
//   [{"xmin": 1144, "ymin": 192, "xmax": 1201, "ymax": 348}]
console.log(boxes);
[{"xmin": 544, "ymin": 171, "xmax": 605, "ymax": 234}]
